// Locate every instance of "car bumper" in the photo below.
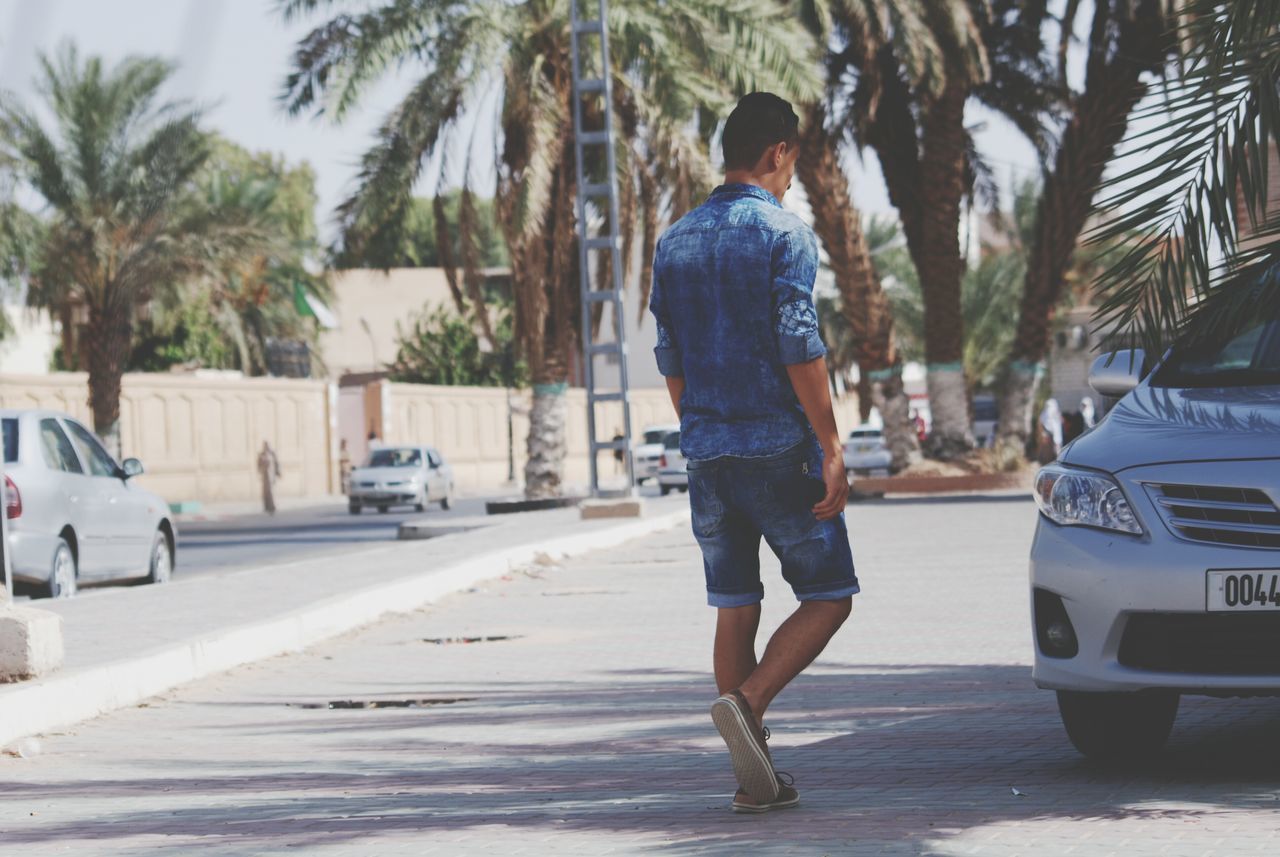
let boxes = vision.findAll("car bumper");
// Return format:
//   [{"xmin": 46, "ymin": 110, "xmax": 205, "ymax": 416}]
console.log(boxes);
[
  {"xmin": 5, "ymin": 528, "xmax": 59, "ymax": 585},
  {"xmin": 844, "ymin": 453, "xmax": 893, "ymax": 471},
  {"xmin": 657, "ymin": 470, "xmax": 688, "ymax": 487},
  {"xmin": 1030, "ymin": 515, "xmax": 1280, "ymax": 695},
  {"xmin": 349, "ymin": 489, "xmax": 420, "ymax": 505}
]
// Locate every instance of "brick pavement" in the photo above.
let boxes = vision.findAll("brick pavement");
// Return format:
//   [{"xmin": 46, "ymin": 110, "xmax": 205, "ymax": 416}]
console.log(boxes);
[{"xmin": 3, "ymin": 495, "xmax": 1280, "ymax": 856}]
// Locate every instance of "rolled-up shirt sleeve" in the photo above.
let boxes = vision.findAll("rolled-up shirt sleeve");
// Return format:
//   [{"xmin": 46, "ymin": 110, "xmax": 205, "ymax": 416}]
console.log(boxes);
[
  {"xmin": 649, "ymin": 251, "xmax": 684, "ymax": 377},
  {"xmin": 771, "ymin": 226, "xmax": 826, "ymax": 365}
]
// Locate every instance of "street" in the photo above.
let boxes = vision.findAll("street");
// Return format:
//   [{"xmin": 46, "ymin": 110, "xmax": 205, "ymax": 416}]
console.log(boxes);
[
  {"xmin": 175, "ymin": 496, "xmax": 495, "ymax": 578},
  {"xmin": 4, "ymin": 495, "xmax": 1279, "ymax": 856}
]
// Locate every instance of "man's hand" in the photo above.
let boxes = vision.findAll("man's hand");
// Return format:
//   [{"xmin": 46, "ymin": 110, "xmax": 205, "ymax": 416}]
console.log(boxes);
[{"xmin": 812, "ymin": 446, "xmax": 849, "ymax": 521}]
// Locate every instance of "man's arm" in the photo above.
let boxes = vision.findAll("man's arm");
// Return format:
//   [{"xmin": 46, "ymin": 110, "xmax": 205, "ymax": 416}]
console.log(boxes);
[
  {"xmin": 786, "ymin": 356, "xmax": 848, "ymax": 520},
  {"xmin": 665, "ymin": 376, "xmax": 685, "ymax": 419}
]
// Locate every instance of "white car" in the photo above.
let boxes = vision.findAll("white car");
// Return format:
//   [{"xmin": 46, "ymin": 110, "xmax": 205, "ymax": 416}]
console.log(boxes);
[
  {"xmin": 348, "ymin": 445, "xmax": 454, "ymax": 514},
  {"xmin": 634, "ymin": 424, "xmax": 679, "ymax": 484},
  {"xmin": 842, "ymin": 426, "xmax": 893, "ymax": 475},
  {"xmin": 1032, "ymin": 331, "xmax": 1280, "ymax": 759},
  {"xmin": 657, "ymin": 431, "xmax": 687, "ymax": 496},
  {"xmin": 2, "ymin": 409, "xmax": 176, "ymax": 598}
]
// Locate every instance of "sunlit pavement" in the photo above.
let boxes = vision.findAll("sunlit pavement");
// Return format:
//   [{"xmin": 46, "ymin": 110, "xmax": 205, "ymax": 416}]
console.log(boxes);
[{"xmin": 3, "ymin": 495, "xmax": 1278, "ymax": 855}]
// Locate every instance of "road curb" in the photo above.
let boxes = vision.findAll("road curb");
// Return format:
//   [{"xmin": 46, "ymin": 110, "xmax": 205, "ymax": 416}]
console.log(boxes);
[{"xmin": 0, "ymin": 508, "xmax": 690, "ymax": 748}]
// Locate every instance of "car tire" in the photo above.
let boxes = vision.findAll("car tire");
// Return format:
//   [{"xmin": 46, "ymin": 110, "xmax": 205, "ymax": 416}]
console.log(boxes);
[
  {"xmin": 1056, "ymin": 690, "xmax": 1179, "ymax": 760},
  {"xmin": 44, "ymin": 538, "xmax": 77, "ymax": 599},
  {"xmin": 348, "ymin": 503, "xmax": 361, "ymax": 515},
  {"xmin": 414, "ymin": 502, "xmax": 426, "ymax": 512},
  {"xmin": 377, "ymin": 505, "xmax": 390, "ymax": 513},
  {"xmin": 147, "ymin": 530, "xmax": 173, "ymax": 585},
  {"xmin": 679, "ymin": 485, "xmax": 688, "ymax": 493},
  {"xmin": 660, "ymin": 484, "xmax": 672, "ymax": 496},
  {"xmin": 440, "ymin": 486, "xmax": 452, "ymax": 511}
]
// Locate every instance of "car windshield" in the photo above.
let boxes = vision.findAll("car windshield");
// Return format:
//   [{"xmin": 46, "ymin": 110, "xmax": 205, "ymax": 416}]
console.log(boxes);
[
  {"xmin": 1154, "ymin": 317, "xmax": 1280, "ymax": 388},
  {"xmin": 366, "ymin": 448, "xmax": 422, "ymax": 468},
  {"xmin": 973, "ymin": 399, "xmax": 998, "ymax": 421},
  {"xmin": 848, "ymin": 429, "xmax": 881, "ymax": 439},
  {"xmin": 643, "ymin": 430, "xmax": 671, "ymax": 445},
  {"xmin": 663, "ymin": 432, "xmax": 680, "ymax": 449},
  {"xmin": 2, "ymin": 418, "xmax": 16, "ymax": 463}
]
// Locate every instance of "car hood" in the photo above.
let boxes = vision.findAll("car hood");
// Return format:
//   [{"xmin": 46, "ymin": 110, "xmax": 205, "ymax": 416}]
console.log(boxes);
[
  {"xmin": 1062, "ymin": 382, "xmax": 1280, "ymax": 473},
  {"xmin": 351, "ymin": 466, "xmax": 422, "ymax": 481}
]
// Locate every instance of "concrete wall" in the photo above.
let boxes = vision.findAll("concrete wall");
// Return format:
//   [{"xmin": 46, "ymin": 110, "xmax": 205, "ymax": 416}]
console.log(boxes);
[
  {"xmin": 1, "ymin": 372, "xmax": 861, "ymax": 503},
  {"xmin": 0, "ymin": 373, "xmax": 336, "ymax": 505}
]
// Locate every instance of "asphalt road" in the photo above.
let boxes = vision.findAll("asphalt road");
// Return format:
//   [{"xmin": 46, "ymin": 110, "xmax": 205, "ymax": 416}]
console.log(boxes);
[{"xmin": 173, "ymin": 495, "xmax": 495, "ymax": 579}]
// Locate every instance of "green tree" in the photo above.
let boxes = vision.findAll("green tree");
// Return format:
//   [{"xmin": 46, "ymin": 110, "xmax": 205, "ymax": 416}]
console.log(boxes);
[
  {"xmin": 826, "ymin": 0, "xmax": 1056, "ymax": 458},
  {"xmin": 389, "ymin": 303, "xmax": 526, "ymax": 387},
  {"xmin": 333, "ymin": 191, "xmax": 508, "ymax": 272},
  {"xmin": 144, "ymin": 138, "xmax": 332, "ymax": 375},
  {"xmin": 0, "ymin": 46, "xmax": 243, "ymax": 452},
  {"xmin": 1091, "ymin": 1, "xmax": 1280, "ymax": 352},
  {"xmin": 995, "ymin": 0, "xmax": 1175, "ymax": 450},
  {"xmin": 281, "ymin": 0, "xmax": 820, "ymax": 498}
]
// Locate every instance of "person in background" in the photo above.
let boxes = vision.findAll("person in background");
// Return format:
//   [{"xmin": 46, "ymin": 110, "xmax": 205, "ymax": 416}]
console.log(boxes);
[
  {"xmin": 257, "ymin": 441, "xmax": 281, "ymax": 515},
  {"xmin": 338, "ymin": 439, "xmax": 352, "ymax": 494},
  {"xmin": 1080, "ymin": 396, "xmax": 1097, "ymax": 429}
]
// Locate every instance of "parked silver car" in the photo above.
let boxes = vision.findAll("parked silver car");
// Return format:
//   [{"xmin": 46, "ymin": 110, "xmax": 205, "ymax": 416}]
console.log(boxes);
[
  {"xmin": 657, "ymin": 431, "xmax": 687, "ymax": 496},
  {"xmin": 634, "ymin": 424, "xmax": 680, "ymax": 484},
  {"xmin": 842, "ymin": 426, "xmax": 893, "ymax": 475},
  {"xmin": 2, "ymin": 409, "xmax": 176, "ymax": 598},
  {"xmin": 348, "ymin": 445, "xmax": 454, "ymax": 514},
  {"xmin": 1031, "ymin": 326, "xmax": 1280, "ymax": 759}
]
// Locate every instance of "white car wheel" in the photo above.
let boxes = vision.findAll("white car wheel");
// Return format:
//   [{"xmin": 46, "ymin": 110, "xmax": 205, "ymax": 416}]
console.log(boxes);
[
  {"xmin": 148, "ymin": 531, "xmax": 173, "ymax": 585},
  {"xmin": 47, "ymin": 539, "xmax": 77, "ymax": 599}
]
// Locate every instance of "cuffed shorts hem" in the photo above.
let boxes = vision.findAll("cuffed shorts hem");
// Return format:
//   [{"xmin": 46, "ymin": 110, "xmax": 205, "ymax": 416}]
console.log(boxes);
[
  {"xmin": 795, "ymin": 581, "xmax": 861, "ymax": 602},
  {"xmin": 707, "ymin": 588, "xmax": 765, "ymax": 608}
]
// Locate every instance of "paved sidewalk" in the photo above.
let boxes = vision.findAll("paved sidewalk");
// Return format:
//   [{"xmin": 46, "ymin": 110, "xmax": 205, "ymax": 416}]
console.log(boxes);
[{"xmin": 3, "ymin": 495, "xmax": 1280, "ymax": 855}]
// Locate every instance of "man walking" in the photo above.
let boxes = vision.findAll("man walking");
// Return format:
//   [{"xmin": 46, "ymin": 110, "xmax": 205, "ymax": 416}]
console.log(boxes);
[
  {"xmin": 649, "ymin": 92, "xmax": 857, "ymax": 813},
  {"xmin": 257, "ymin": 440, "xmax": 281, "ymax": 516}
]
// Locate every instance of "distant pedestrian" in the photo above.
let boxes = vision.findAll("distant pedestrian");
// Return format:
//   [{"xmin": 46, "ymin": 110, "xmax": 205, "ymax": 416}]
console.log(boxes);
[
  {"xmin": 612, "ymin": 428, "xmax": 625, "ymax": 475},
  {"xmin": 910, "ymin": 408, "xmax": 927, "ymax": 443},
  {"xmin": 650, "ymin": 92, "xmax": 855, "ymax": 814},
  {"xmin": 257, "ymin": 441, "xmax": 281, "ymax": 515},
  {"xmin": 1080, "ymin": 396, "xmax": 1097, "ymax": 429},
  {"xmin": 338, "ymin": 439, "xmax": 352, "ymax": 493}
]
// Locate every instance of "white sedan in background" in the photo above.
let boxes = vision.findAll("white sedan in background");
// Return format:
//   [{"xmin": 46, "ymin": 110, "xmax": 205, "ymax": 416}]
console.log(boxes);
[
  {"xmin": 634, "ymin": 424, "xmax": 679, "ymax": 484},
  {"xmin": 348, "ymin": 445, "xmax": 454, "ymax": 514},
  {"xmin": 843, "ymin": 426, "xmax": 893, "ymax": 475},
  {"xmin": 657, "ymin": 431, "xmax": 687, "ymax": 496},
  {"xmin": 2, "ymin": 409, "xmax": 176, "ymax": 598}
]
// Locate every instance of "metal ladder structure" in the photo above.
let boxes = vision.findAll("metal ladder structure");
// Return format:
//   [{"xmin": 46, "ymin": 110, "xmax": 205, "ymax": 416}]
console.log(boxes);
[{"xmin": 570, "ymin": 0, "xmax": 634, "ymax": 498}]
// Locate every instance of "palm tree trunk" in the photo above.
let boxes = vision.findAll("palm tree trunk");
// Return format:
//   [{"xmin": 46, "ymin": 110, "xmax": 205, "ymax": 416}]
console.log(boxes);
[
  {"xmin": 870, "ymin": 363, "xmax": 916, "ymax": 472},
  {"xmin": 797, "ymin": 103, "xmax": 920, "ymax": 468},
  {"xmin": 524, "ymin": 353, "xmax": 569, "ymax": 499},
  {"xmin": 916, "ymin": 83, "xmax": 974, "ymax": 458},
  {"xmin": 84, "ymin": 299, "xmax": 132, "ymax": 458},
  {"xmin": 996, "ymin": 1, "xmax": 1167, "ymax": 451}
]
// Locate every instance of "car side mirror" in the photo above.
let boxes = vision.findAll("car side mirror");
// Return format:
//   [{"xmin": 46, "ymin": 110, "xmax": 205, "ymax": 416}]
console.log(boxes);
[
  {"xmin": 121, "ymin": 457, "xmax": 145, "ymax": 479},
  {"xmin": 1088, "ymin": 349, "xmax": 1147, "ymax": 398}
]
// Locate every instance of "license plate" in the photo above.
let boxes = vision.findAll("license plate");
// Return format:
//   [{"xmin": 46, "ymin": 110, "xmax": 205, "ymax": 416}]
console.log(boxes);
[
  {"xmin": 1207, "ymin": 570, "xmax": 1280, "ymax": 611},
  {"xmin": 856, "ymin": 444, "xmax": 874, "ymax": 453}
]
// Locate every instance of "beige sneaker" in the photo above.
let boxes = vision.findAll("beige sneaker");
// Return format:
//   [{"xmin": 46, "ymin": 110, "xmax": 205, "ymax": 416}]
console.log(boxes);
[
  {"xmin": 710, "ymin": 689, "xmax": 779, "ymax": 803},
  {"xmin": 732, "ymin": 775, "xmax": 800, "ymax": 814}
]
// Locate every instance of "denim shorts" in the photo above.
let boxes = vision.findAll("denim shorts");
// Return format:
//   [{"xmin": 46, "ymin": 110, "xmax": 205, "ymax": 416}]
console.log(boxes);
[{"xmin": 686, "ymin": 441, "xmax": 860, "ymax": 608}]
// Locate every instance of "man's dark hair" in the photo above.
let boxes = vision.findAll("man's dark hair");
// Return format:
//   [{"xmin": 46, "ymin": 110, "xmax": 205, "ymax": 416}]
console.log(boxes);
[{"xmin": 721, "ymin": 92, "xmax": 800, "ymax": 171}]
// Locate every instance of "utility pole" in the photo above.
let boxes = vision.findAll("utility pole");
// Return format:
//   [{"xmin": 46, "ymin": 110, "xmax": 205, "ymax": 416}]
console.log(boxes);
[{"xmin": 570, "ymin": 0, "xmax": 635, "ymax": 501}]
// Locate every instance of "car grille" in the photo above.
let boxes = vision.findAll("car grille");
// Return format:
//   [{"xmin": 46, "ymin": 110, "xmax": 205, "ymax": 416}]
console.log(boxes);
[
  {"xmin": 1119, "ymin": 612, "xmax": 1280, "ymax": 675},
  {"xmin": 1145, "ymin": 483, "xmax": 1280, "ymax": 549}
]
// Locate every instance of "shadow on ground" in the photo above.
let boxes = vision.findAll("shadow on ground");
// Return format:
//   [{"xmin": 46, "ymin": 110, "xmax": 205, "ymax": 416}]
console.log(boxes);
[{"xmin": 3, "ymin": 663, "xmax": 1278, "ymax": 854}]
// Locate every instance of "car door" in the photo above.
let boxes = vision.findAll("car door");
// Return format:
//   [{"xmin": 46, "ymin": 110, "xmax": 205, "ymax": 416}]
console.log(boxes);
[
  {"xmin": 425, "ymin": 448, "xmax": 446, "ymax": 499},
  {"xmin": 34, "ymin": 417, "xmax": 111, "ymax": 574},
  {"xmin": 61, "ymin": 418, "xmax": 136, "ymax": 576}
]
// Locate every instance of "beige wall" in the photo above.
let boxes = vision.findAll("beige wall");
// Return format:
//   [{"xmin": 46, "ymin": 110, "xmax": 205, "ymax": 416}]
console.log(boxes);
[
  {"xmin": 318, "ymin": 268, "xmax": 459, "ymax": 377},
  {"xmin": 0, "ymin": 373, "xmax": 335, "ymax": 505},
  {"xmin": 2, "ymin": 372, "xmax": 859, "ymax": 503}
]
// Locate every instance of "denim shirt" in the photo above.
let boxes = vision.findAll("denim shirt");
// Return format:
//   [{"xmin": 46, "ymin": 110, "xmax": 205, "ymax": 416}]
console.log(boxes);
[{"xmin": 649, "ymin": 183, "xmax": 826, "ymax": 461}]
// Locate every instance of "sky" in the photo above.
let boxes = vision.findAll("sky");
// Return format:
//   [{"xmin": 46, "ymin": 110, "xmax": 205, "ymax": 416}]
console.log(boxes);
[{"xmin": 0, "ymin": 0, "xmax": 1046, "ymax": 244}]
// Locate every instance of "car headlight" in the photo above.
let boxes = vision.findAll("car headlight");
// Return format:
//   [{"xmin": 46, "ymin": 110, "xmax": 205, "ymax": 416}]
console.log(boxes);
[{"xmin": 1033, "ymin": 464, "xmax": 1143, "ymax": 535}]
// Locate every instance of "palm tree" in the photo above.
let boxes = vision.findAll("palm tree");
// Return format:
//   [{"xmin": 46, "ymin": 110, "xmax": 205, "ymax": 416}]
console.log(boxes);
[
  {"xmin": 280, "ymin": 0, "xmax": 821, "ymax": 498},
  {"xmin": 995, "ymin": 0, "xmax": 1174, "ymax": 451},
  {"xmin": 0, "ymin": 46, "xmax": 233, "ymax": 454},
  {"xmin": 827, "ymin": 0, "xmax": 1055, "ymax": 458},
  {"xmin": 1090, "ymin": 1, "xmax": 1280, "ymax": 353}
]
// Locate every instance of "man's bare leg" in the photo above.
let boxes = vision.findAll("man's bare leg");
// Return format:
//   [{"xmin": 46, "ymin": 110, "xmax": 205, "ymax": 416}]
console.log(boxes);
[
  {"xmin": 736, "ymin": 598, "xmax": 851, "ymax": 724},
  {"xmin": 715, "ymin": 604, "xmax": 762, "ymax": 694}
]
